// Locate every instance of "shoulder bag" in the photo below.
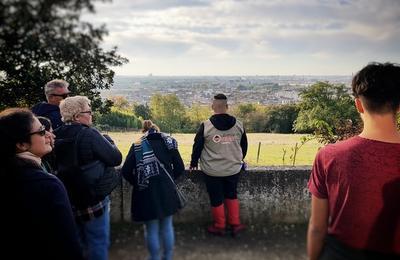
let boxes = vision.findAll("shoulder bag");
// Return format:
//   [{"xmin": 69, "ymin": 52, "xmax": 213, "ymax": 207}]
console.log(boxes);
[
  {"xmin": 155, "ymin": 157, "xmax": 187, "ymax": 210},
  {"xmin": 76, "ymin": 127, "xmax": 121, "ymax": 200}
]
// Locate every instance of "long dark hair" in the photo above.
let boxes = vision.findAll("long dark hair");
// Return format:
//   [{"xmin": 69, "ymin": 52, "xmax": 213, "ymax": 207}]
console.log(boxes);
[{"xmin": 0, "ymin": 108, "xmax": 36, "ymax": 175}]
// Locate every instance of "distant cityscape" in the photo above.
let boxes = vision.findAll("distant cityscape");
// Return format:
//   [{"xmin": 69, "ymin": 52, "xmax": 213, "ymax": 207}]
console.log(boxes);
[{"xmin": 101, "ymin": 75, "xmax": 352, "ymax": 106}]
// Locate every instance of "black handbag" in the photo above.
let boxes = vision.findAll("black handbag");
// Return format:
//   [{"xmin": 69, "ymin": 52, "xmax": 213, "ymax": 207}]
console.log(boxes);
[
  {"xmin": 79, "ymin": 159, "xmax": 121, "ymax": 199},
  {"xmin": 76, "ymin": 128, "xmax": 121, "ymax": 200}
]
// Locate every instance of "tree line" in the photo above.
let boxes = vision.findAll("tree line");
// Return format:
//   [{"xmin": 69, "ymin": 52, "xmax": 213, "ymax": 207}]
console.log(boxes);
[{"xmin": 96, "ymin": 81, "xmax": 363, "ymax": 144}]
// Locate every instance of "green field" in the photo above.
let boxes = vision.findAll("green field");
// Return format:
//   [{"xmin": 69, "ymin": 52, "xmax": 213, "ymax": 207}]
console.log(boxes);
[{"xmin": 108, "ymin": 132, "xmax": 322, "ymax": 167}]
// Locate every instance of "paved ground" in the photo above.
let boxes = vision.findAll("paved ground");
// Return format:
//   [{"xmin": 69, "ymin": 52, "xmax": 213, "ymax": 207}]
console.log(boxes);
[{"xmin": 110, "ymin": 222, "xmax": 307, "ymax": 260}]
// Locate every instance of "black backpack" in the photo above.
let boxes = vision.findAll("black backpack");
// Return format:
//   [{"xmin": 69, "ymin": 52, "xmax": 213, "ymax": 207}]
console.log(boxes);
[{"xmin": 55, "ymin": 127, "xmax": 120, "ymax": 208}]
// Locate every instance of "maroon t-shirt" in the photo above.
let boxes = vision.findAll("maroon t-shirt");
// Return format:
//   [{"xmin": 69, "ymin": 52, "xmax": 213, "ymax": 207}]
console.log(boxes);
[{"xmin": 309, "ymin": 136, "xmax": 400, "ymax": 254}]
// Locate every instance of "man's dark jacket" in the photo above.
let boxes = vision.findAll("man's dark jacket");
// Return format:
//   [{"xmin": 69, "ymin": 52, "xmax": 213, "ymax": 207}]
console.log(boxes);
[{"xmin": 32, "ymin": 102, "xmax": 63, "ymax": 129}]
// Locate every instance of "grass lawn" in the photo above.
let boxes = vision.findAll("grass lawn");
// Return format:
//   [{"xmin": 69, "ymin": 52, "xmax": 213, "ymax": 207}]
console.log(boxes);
[{"xmin": 107, "ymin": 132, "xmax": 322, "ymax": 167}]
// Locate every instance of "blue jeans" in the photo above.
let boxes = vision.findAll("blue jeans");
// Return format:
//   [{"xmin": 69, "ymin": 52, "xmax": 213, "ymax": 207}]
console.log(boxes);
[
  {"xmin": 77, "ymin": 198, "xmax": 110, "ymax": 260},
  {"xmin": 144, "ymin": 215, "xmax": 175, "ymax": 260}
]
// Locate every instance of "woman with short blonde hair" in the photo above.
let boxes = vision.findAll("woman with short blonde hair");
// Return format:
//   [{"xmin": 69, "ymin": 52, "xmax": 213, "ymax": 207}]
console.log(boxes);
[
  {"xmin": 59, "ymin": 96, "xmax": 91, "ymax": 123},
  {"xmin": 55, "ymin": 95, "xmax": 122, "ymax": 260}
]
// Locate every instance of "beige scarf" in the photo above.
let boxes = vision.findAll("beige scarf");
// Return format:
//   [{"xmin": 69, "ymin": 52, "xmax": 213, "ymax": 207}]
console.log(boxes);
[{"xmin": 16, "ymin": 151, "xmax": 42, "ymax": 167}]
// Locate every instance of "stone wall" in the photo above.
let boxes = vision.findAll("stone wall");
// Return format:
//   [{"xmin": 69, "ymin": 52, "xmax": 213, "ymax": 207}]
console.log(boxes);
[{"xmin": 110, "ymin": 166, "xmax": 312, "ymax": 224}]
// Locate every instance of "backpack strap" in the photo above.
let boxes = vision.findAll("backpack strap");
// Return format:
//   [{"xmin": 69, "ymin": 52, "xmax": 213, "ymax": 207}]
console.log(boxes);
[{"xmin": 72, "ymin": 126, "xmax": 89, "ymax": 167}]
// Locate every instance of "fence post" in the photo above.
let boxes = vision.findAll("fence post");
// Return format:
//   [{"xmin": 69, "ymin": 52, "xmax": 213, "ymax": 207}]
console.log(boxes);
[
  {"xmin": 292, "ymin": 142, "xmax": 298, "ymax": 166},
  {"xmin": 256, "ymin": 142, "xmax": 261, "ymax": 163}
]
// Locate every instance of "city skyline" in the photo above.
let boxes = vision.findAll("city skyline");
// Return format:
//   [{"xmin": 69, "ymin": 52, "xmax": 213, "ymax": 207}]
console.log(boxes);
[{"xmin": 83, "ymin": 0, "xmax": 400, "ymax": 76}]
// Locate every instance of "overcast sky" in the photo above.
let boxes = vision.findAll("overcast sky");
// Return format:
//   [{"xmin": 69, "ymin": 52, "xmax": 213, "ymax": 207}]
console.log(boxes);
[{"xmin": 83, "ymin": 0, "xmax": 400, "ymax": 76}]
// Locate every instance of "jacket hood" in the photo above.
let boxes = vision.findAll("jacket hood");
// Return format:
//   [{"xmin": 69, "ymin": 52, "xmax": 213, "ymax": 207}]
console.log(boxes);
[
  {"xmin": 209, "ymin": 114, "xmax": 237, "ymax": 131},
  {"xmin": 54, "ymin": 123, "xmax": 87, "ymax": 139}
]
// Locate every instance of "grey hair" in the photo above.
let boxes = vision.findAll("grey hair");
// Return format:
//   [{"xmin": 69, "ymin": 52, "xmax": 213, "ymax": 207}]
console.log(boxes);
[
  {"xmin": 59, "ymin": 96, "xmax": 90, "ymax": 122},
  {"xmin": 44, "ymin": 79, "xmax": 69, "ymax": 96}
]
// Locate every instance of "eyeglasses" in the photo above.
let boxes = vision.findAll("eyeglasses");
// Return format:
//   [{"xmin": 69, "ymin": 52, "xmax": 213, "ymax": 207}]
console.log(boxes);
[
  {"xmin": 29, "ymin": 125, "xmax": 46, "ymax": 136},
  {"xmin": 80, "ymin": 110, "xmax": 92, "ymax": 115},
  {"xmin": 50, "ymin": 93, "xmax": 69, "ymax": 99}
]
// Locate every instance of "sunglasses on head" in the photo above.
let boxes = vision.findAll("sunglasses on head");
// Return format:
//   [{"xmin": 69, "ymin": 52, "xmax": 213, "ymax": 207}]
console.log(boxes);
[
  {"xmin": 51, "ymin": 93, "xmax": 69, "ymax": 99},
  {"xmin": 29, "ymin": 125, "xmax": 46, "ymax": 137}
]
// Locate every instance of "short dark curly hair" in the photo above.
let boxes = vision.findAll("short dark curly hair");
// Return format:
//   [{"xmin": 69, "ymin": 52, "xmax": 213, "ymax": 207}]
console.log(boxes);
[{"xmin": 352, "ymin": 62, "xmax": 400, "ymax": 113}]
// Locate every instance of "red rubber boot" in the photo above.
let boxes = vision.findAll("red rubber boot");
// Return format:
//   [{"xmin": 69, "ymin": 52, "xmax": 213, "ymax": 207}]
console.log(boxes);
[
  {"xmin": 207, "ymin": 204, "xmax": 226, "ymax": 236},
  {"xmin": 225, "ymin": 199, "xmax": 246, "ymax": 237}
]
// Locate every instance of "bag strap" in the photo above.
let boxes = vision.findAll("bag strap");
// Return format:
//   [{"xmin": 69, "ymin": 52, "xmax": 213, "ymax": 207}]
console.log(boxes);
[
  {"xmin": 154, "ymin": 157, "xmax": 177, "ymax": 187},
  {"xmin": 142, "ymin": 134, "xmax": 177, "ymax": 187},
  {"xmin": 72, "ymin": 126, "xmax": 88, "ymax": 167}
]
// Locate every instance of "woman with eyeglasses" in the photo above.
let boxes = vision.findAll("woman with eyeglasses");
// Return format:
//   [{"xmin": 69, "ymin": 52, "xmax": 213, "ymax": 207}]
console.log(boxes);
[
  {"xmin": 54, "ymin": 96, "xmax": 122, "ymax": 260},
  {"xmin": 0, "ymin": 108, "xmax": 84, "ymax": 260}
]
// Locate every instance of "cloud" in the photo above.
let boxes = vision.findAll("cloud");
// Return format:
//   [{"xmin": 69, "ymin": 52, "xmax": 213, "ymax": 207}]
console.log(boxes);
[
  {"xmin": 91, "ymin": 0, "xmax": 211, "ymax": 12},
  {"xmin": 106, "ymin": 35, "xmax": 193, "ymax": 58},
  {"xmin": 83, "ymin": 0, "xmax": 400, "ymax": 75}
]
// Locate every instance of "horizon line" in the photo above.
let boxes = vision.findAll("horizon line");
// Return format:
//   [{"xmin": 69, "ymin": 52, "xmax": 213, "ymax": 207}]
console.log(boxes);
[{"xmin": 115, "ymin": 74, "xmax": 352, "ymax": 77}]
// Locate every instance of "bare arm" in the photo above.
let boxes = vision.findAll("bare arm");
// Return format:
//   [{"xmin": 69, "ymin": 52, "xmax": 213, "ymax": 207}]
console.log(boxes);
[{"xmin": 307, "ymin": 195, "xmax": 329, "ymax": 260}]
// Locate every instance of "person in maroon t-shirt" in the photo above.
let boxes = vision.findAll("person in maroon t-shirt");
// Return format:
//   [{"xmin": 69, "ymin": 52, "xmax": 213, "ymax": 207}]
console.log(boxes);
[{"xmin": 307, "ymin": 62, "xmax": 400, "ymax": 260}]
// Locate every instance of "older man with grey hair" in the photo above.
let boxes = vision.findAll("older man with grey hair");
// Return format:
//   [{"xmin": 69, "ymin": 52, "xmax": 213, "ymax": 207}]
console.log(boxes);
[{"xmin": 32, "ymin": 79, "xmax": 70, "ymax": 129}]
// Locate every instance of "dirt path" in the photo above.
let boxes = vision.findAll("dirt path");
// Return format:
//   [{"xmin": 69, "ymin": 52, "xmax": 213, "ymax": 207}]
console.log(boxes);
[{"xmin": 110, "ymin": 222, "xmax": 307, "ymax": 260}]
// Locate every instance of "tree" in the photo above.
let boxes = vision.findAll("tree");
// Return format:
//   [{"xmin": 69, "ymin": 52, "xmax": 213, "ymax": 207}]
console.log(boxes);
[
  {"xmin": 265, "ymin": 104, "xmax": 299, "ymax": 133},
  {"xmin": 294, "ymin": 82, "xmax": 361, "ymax": 143},
  {"xmin": 235, "ymin": 103, "xmax": 257, "ymax": 116},
  {"xmin": 0, "ymin": 0, "xmax": 128, "ymax": 110},
  {"xmin": 232, "ymin": 103, "xmax": 267, "ymax": 132},
  {"xmin": 184, "ymin": 104, "xmax": 210, "ymax": 132},
  {"xmin": 95, "ymin": 108, "xmax": 141, "ymax": 130},
  {"xmin": 109, "ymin": 96, "xmax": 131, "ymax": 111},
  {"xmin": 149, "ymin": 94, "xmax": 186, "ymax": 133},
  {"xmin": 133, "ymin": 103, "xmax": 152, "ymax": 120},
  {"xmin": 245, "ymin": 110, "xmax": 266, "ymax": 132}
]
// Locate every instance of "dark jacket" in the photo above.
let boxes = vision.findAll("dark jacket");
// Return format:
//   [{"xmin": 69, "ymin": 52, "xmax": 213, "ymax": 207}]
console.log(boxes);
[
  {"xmin": 2, "ymin": 165, "xmax": 84, "ymax": 259},
  {"xmin": 32, "ymin": 102, "xmax": 63, "ymax": 129},
  {"xmin": 121, "ymin": 133, "xmax": 185, "ymax": 222},
  {"xmin": 190, "ymin": 114, "xmax": 248, "ymax": 167},
  {"xmin": 54, "ymin": 123, "xmax": 122, "ymax": 207}
]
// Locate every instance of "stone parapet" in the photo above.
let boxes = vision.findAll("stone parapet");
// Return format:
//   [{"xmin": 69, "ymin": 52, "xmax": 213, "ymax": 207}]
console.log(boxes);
[{"xmin": 110, "ymin": 166, "xmax": 312, "ymax": 224}]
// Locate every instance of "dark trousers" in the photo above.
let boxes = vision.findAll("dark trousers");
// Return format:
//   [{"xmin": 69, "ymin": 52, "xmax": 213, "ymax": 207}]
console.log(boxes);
[
  {"xmin": 319, "ymin": 235, "xmax": 399, "ymax": 260},
  {"xmin": 203, "ymin": 172, "xmax": 241, "ymax": 207}
]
